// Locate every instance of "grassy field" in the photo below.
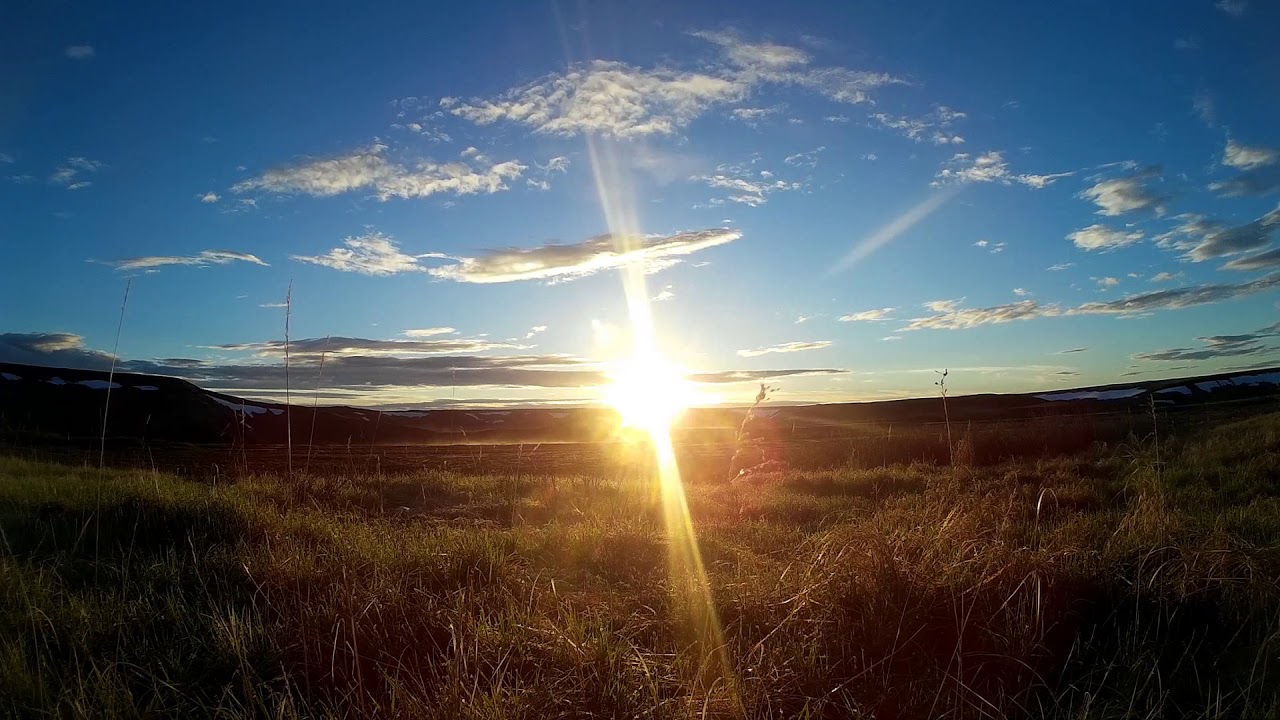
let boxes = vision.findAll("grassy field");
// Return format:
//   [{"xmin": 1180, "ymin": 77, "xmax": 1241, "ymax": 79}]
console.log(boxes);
[{"xmin": 3, "ymin": 411, "xmax": 1280, "ymax": 718}]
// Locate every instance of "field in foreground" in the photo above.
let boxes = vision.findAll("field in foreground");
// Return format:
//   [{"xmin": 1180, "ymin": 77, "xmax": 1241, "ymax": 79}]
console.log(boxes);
[{"xmin": 3, "ymin": 413, "xmax": 1280, "ymax": 718}]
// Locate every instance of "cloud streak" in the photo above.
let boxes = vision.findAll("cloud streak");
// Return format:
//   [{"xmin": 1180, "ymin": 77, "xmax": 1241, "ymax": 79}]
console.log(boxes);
[
  {"xmin": 233, "ymin": 143, "xmax": 525, "ymax": 201},
  {"xmin": 736, "ymin": 341, "xmax": 832, "ymax": 357},
  {"xmin": 107, "ymin": 250, "xmax": 268, "ymax": 272}
]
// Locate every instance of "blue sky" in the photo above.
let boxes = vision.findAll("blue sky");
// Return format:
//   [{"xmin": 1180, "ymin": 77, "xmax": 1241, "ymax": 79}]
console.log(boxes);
[{"xmin": 2, "ymin": 0, "xmax": 1278, "ymax": 407}]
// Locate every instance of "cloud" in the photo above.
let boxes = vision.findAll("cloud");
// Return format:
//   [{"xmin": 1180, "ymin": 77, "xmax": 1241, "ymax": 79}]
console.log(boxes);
[
  {"xmin": 1047, "ymin": 263, "xmax": 1074, "ymax": 271},
  {"xmin": 1171, "ymin": 206, "xmax": 1280, "ymax": 261},
  {"xmin": 65, "ymin": 45, "xmax": 94, "ymax": 60},
  {"xmin": 1079, "ymin": 167, "xmax": 1167, "ymax": 216},
  {"xmin": 869, "ymin": 105, "xmax": 966, "ymax": 144},
  {"xmin": 198, "ymin": 192, "xmax": 220, "ymax": 203},
  {"xmin": 1194, "ymin": 93, "xmax": 1217, "ymax": 127},
  {"xmin": 1071, "ymin": 272, "xmax": 1280, "ymax": 315},
  {"xmin": 49, "ymin": 157, "xmax": 102, "ymax": 188},
  {"xmin": 403, "ymin": 327, "xmax": 456, "ymax": 338},
  {"xmin": 923, "ymin": 299, "xmax": 962, "ymax": 313},
  {"xmin": 443, "ymin": 31, "xmax": 899, "ymax": 139},
  {"xmin": 652, "ymin": 286, "xmax": 675, "ymax": 301},
  {"xmin": 1068, "ymin": 224, "xmax": 1144, "ymax": 251},
  {"xmin": 1210, "ymin": 144, "xmax": 1280, "ymax": 197},
  {"xmin": 426, "ymin": 228, "xmax": 741, "ymax": 284},
  {"xmin": 1057, "ymin": 347, "xmax": 1088, "ymax": 354},
  {"xmin": 106, "ymin": 250, "xmax": 268, "ymax": 272},
  {"xmin": 233, "ymin": 143, "xmax": 525, "ymax": 201},
  {"xmin": 838, "ymin": 308, "xmax": 894, "ymax": 322},
  {"xmin": 1134, "ymin": 320, "xmax": 1279, "ymax": 362},
  {"xmin": 1216, "ymin": 0, "xmax": 1247, "ymax": 16},
  {"xmin": 933, "ymin": 151, "xmax": 1067, "ymax": 188},
  {"xmin": 260, "ymin": 303, "xmax": 288, "ymax": 309},
  {"xmin": 524, "ymin": 325, "xmax": 548, "ymax": 339},
  {"xmin": 881, "ymin": 336, "xmax": 902, "ymax": 342},
  {"xmin": 1222, "ymin": 247, "xmax": 1280, "ymax": 272},
  {"xmin": 697, "ymin": 161, "xmax": 802, "ymax": 207},
  {"xmin": 1150, "ymin": 271, "xmax": 1182, "ymax": 282},
  {"xmin": 973, "ymin": 239, "xmax": 1007, "ymax": 254},
  {"xmin": 730, "ymin": 105, "xmax": 785, "ymax": 127},
  {"xmin": 445, "ymin": 60, "xmax": 747, "ymax": 138},
  {"xmin": 0, "ymin": 331, "xmax": 845, "ymax": 395},
  {"xmin": 215, "ymin": 336, "xmax": 524, "ymax": 360},
  {"xmin": 1013, "ymin": 288, "xmax": 1031, "ymax": 297},
  {"xmin": 1224, "ymin": 140, "xmax": 1277, "ymax": 171},
  {"xmin": 1096, "ymin": 276, "xmax": 1120, "ymax": 288},
  {"xmin": 737, "ymin": 341, "xmax": 832, "ymax": 357},
  {"xmin": 784, "ymin": 146, "xmax": 825, "ymax": 168},
  {"xmin": 0, "ymin": 153, "xmax": 12, "ymax": 164},
  {"xmin": 293, "ymin": 232, "xmax": 434, "ymax": 276},
  {"xmin": 686, "ymin": 368, "xmax": 846, "ymax": 384},
  {"xmin": 900, "ymin": 300, "xmax": 1058, "ymax": 331}
]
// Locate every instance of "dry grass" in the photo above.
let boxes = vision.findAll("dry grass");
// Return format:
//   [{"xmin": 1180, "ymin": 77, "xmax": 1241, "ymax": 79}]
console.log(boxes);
[{"xmin": 2, "ymin": 412, "xmax": 1280, "ymax": 718}]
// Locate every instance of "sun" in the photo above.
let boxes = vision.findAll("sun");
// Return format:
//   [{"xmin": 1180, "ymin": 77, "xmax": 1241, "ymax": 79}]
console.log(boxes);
[{"xmin": 604, "ymin": 351, "xmax": 703, "ymax": 435}]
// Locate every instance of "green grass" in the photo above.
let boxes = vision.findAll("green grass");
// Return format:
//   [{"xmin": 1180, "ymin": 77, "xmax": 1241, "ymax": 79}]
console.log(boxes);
[{"xmin": 3, "ymin": 412, "xmax": 1280, "ymax": 718}]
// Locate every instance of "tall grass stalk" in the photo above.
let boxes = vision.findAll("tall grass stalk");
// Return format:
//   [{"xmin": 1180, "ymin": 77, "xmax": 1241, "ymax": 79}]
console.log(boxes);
[
  {"xmin": 936, "ymin": 369, "xmax": 953, "ymax": 468},
  {"xmin": 304, "ymin": 336, "xmax": 330, "ymax": 475},
  {"xmin": 284, "ymin": 281, "xmax": 293, "ymax": 478},
  {"xmin": 99, "ymin": 278, "xmax": 131, "ymax": 469}
]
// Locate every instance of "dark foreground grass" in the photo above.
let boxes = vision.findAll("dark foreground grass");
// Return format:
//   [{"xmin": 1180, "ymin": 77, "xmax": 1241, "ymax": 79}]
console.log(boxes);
[{"xmin": 3, "ymin": 413, "xmax": 1280, "ymax": 718}]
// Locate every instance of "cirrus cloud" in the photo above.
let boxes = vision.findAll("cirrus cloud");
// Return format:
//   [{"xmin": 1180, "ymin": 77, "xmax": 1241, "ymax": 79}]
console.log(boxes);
[
  {"xmin": 736, "ymin": 340, "xmax": 832, "ymax": 357},
  {"xmin": 105, "ymin": 250, "xmax": 268, "ymax": 272}
]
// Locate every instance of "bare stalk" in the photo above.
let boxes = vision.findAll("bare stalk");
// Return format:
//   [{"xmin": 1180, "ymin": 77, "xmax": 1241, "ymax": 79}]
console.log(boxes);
[
  {"xmin": 284, "ymin": 281, "xmax": 293, "ymax": 478},
  {"xmin": 99, "ymin": 278, "xmax": 131, "ymax": 469},
  {"xmin": 936, "ymin": 369, "xmax": 953, "ymax": 468},
  {"xmin": 304, "ymin": 336, "xmax": 330, "ymax": 475}
]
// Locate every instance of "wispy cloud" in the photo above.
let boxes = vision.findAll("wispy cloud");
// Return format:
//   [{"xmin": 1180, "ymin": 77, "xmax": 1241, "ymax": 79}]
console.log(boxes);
[
  {"xmin": 838, "ymin": 307, "xmax": 894, "ymax": 322},
  {"xmin": 696, "ymin": 159, "xmax": 802, "ymax": 207},
  {"xmin": 64, "ymin": 45, "xmax": 94, "ymax": 60},
  {"xmin": 198, "ymin": 192, "xmax": 220, "ymax": 203},
  {"xmin": 293, "ymin": 232, "xmax": 435, "ymax": 276},
  {"xmin": 934, "ymin": 151, "xmax": 1069, "ymax": 189},
  {"xmin": 105, "ymin": 250, "xmax": 268, "ymax": 272},
  {"xmin": 1134, "ymin": 320, "xmax": 1279, "ymax": 362},
  {"xmin": 1057, "ymin": 347, "xmax": 1088, "ymax": 354},
  {"xmin": 233, "ymin": 143, "xmax": 525, "ymax": 201},
  {"xmin": 737, "ymin": 340, "xmax": 832, "ymax": 357},
  {"xmin": 1164, "ymin": 206, "xmax": 1280, "ymax": 261},
  {"xmin": 1072, "ymin": 272, "xmax": 1280, "ymax": 315},
  {"xmin": 1223, "ymin": 247, "xmax": 1280, "ymax": 272},
  {"xmin": 1216, "ymin": 0, "xmax": 1247, "ymax": 16},
  {"xmin": 0, "ymin": 332, "xmax": 844, "ymax": 394},
  {"xmin": 49, "ymin": 157, "xmax": 102, "ymax": 189},
  {"xmin": 1150, "ymin": 271, "xmax": 1183, "ymax": 282},
  {"xmin": 442, "ymin": 30, "xmax": 900, "ymax": 139},
  {"xmin": 901, "ymin": 300, "xmax": 1056, "ymax": 331},
  {"xmin": 784, "ymin": 146, "xmax": 825, "ymax": 169},
  {"xmin": 869, "ymin": 105, "xmax": 966, "ymax": 145},
  {"xmin": 426, "ymin": 228, "xmax": 741, "ymax": 284},
  {"xmin": 403, "ymin": 327, "xmax": 457, "ymax": 338}
]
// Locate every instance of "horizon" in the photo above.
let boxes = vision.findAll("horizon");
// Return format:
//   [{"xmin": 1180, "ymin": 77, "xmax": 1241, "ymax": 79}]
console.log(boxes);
[{"xmin": 3, "ymin": 1, "xmax": 1279, "ymax": 408}]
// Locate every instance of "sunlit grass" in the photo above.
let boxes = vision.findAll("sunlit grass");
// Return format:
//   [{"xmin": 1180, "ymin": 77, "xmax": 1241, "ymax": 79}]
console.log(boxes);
[{"xmin": 4, "ymin": 413, "xmax": 1280, "ymax": 716}]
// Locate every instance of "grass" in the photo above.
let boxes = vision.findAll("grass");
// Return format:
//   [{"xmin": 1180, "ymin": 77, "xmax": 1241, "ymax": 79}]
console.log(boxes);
[{"xmin": 2, "ymin": 411, "xmax": 1280, "ymax": 718}]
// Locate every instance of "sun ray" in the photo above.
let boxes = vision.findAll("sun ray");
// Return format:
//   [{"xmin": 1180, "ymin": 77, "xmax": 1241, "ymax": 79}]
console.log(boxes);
[{"xmin": 584, "ymin": 132, "xmax": 741, "ymax": 712}]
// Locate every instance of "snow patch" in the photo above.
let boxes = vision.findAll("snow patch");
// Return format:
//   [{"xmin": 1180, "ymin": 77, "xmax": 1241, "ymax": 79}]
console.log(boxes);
[
  {"xmin": 1197, "ymin": 372, "xmax": 1280, "ymax": 392},
  {"xmin": 77, "ymin": 380, "xmax": 121, "ymax": 390},
  {"xmin": 1035, "ymin": 388, "xmax": 1145, "ymax": 402},
  {"xmin": 0, "ymin": 372, "xmax": 20, "ymax": 381},
  {"xmin": 212, "ymin": 396, "xmax": 269, "ymax": 415}
]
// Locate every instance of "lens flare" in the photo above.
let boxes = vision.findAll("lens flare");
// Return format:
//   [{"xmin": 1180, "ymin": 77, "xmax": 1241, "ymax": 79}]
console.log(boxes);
[{"xmin": 584, "ymin": 130, "xmax": 741, "ymax": 712}]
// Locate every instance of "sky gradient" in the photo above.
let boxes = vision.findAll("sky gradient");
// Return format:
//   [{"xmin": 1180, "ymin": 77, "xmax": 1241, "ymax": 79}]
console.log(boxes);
[{"xmin": 2, "ymin": 0, "xmax": 1278, "ymax": 407}]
